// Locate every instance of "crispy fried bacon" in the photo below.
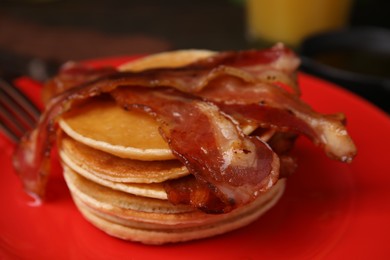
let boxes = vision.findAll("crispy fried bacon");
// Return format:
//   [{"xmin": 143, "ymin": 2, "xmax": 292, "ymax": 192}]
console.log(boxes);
[
  {"xmin": 111, "ymin": 87, "xmax": 279, "ymax": 213},
  {"xmin": 13, "ymin": 44, "xmax": 357, "ymax": 213},
  {"xmin": 43, "ymin": 43, "xmax": 300, "ymax": 101},
  {"xmin": 43, "ymin": 62, "xmax": 117, "ymax": 104},
  {"xmin": 199, "ymin": 77, "xmax": 357, "ymax": 162},
  {"xmin": 191, "ymin": 43, "xmax": 301, "ymax": 95}
]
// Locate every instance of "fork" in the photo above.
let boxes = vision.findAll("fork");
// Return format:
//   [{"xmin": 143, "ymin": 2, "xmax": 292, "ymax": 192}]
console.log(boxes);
[{"xmin": 0, "ymin": 78, "xmax": 41, "ymax": 143}]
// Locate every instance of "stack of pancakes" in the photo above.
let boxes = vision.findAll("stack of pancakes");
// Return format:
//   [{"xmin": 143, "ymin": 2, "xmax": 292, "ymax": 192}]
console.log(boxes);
[{"xmin": 57, "ymin": 50, "xmax": 286, "ymax": 244}]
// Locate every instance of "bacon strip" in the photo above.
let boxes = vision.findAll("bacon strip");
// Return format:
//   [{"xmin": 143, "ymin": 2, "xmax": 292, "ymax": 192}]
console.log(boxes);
[
  {"xmin": 199, "ymin": 77, "xmax": 357, "ymax": 162},
  {"xmin": 187, "ymin": 43, "xmax": 301, "ymax": 95},
  {"xmin": 111, "ymin": 87, "xmax": 279, "ymax": 213},
  {"xmin": 43, "ymin": 62, "xmax": 117, "ymax": 103}
]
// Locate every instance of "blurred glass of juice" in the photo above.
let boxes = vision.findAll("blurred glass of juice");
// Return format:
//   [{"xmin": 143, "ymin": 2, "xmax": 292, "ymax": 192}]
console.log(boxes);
[{"xmin": 246, "ymin": 0, "xmax": 353, "ymax": 47}]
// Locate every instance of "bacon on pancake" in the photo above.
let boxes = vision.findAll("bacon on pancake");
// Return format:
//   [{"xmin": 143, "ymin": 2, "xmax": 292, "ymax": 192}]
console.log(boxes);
[{"xmin": 13, "ymin": 44, "xmax": 357, "ymax": 212}]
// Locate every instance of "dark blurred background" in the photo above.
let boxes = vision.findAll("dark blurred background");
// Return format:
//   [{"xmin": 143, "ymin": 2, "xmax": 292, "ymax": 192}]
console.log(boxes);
[{"xmin": 1, "ymin": 0, "xmax": 389, "ymax": 111}]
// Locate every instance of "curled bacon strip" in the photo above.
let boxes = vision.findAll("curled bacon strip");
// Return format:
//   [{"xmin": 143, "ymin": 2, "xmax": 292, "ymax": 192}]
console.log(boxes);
[
  {"xmin": 192, "ymin": 43, "xmax": 301, "ymax": 95},
  {"xmin": 13, "ymin": 44, "xmax": 356, "ymax": 213},
  {"xmin": 111, "ymin": 87, "xmax": 279, "ymax": 213},
  {"xmin": 43, "ymin": 62, "xmax": 117, "ymax": 104},
  {"xmin": 199, "ymin": 77, "xmax": 357, "ymax": 162}
]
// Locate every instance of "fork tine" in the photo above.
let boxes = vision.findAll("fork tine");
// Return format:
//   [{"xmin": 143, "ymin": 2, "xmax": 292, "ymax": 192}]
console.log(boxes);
[
  {"xmin": 0, "ymin": 89, "xmax": 37, "ymax": 129},
  {"xmin": 0, "ymin": 118, "xmax": 21, "ymax": 143},
  {"xmin": 0, "ymin": 78, "xmax": 41, "ymax": 142},
  {"xmin": 0, "ymin": 79, "xmax": 40, "ymax": 122}
]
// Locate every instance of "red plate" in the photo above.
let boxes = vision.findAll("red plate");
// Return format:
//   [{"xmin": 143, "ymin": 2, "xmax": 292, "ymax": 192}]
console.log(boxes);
[{"xmin": 1, "ymin": 57, "xmax": 390, "ymax": 259}]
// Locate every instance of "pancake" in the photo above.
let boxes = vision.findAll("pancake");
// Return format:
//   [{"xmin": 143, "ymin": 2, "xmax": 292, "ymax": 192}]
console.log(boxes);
[
  {"xmin": 64, "ymin": 166, "xmax": 285, "ymax": 244},
  {"xmin": 63, "ymin": 166, "xmax": 192, "ymax": 214},
  {"xmin": 118, "ymin": 49, "xmax": 216, "ymax": 72},
  {"xmin": 60, "ymin": 152, "xmax": 168, "ymax": 200},
  {"xmin": 59, "ymin": 98, "xmax": 174, "ymax": 161},
  {"xmin": 59, "ymin": 134, "xmax": 188, "ymax": 183}
]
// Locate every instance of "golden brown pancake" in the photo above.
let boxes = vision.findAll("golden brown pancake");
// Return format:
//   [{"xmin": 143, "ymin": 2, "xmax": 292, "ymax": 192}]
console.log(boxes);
[
  {"xmin": 63, "ymin": 166, "xmax": 192, "ymax": 214},
  {"xmin": 59, "ymin": 134, "xmax": 188, "ymax": 183},
  {"xmin": 60, "ymin": 152, "xmax": 168, "ymax": 199},
  {"xmin": 118, "ymin": 49, "xmax": 216, "ymax": 72},
  {"xmin": 64, "ymin": 166, "xmax": 285, "ymax": 244},
  {"xmin": 59, "ymin": 98, "xmax": 174, "ymax": 161}
]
